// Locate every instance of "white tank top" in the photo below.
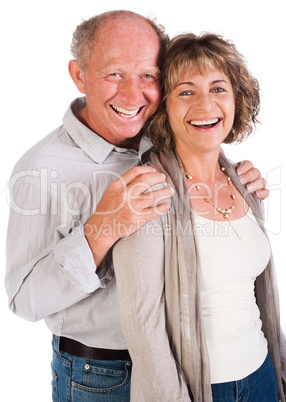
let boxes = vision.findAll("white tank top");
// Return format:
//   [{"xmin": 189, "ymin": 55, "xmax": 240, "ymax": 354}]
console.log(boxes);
[{"xmin": 193, "ymin": 209, "xmax": 270, "ymax": 384}]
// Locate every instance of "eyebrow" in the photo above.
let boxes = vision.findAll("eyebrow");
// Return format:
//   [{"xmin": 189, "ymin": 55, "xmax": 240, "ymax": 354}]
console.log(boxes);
[{"xmin": 176, "ymin": 79, "xmax": 228, "ymax": 87}]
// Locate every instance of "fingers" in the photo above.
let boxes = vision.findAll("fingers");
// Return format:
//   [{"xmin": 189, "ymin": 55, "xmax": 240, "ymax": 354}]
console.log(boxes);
[
  {"xmin": 237, "ymin": 161, "xmax": 261, "ymax": 186},
  {"xmin": 127, "ymin": 173, "xmax": 167, "ymax": 196},
  {"xmin": 137, "ymin": 201, "xmax": 172, "ymax": 223},
  {"xmin": 126, "ymin": 186, "xmax": 174, "ymax": 215},
  {"xmin": 246, "ymin": 177, "xmax": 269, "ymax": 200},
  {"xmin": 255, "ymin": 188, "xmax": 270, "ymax": 200},
  {"xmin": 236, "ymin": 160, "xmax": 254, "ymax": 177},
  {"xmin": 95, "ymin": 166, "xmax": 173, "ymax": 218},
  {"xmin": 114, "ymin": 165, "xmax": 171, "ymax": 196},
  {"xmin": 240, "ymin": 168, "xmax": 261, "ymax": 186},
  {"xmin": 115, "ymin": 166, "xmax": 159, "ymax": 186},
  {"xmin": 112, "ymin": 165, "xmax": 168, "ymax": 198},
  {"xmin": 236, "ymin": 160, "xmax": 269, "ymax": 199},
  {"xmin": 245, "ymin": 177, "xmax": 266, "ymax": 193}
]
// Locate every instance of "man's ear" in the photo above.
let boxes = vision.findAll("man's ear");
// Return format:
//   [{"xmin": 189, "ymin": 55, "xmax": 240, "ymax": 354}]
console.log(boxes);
[{"xmin": 68, "ymin": 59, "xmax": 86, "ymax": 94}]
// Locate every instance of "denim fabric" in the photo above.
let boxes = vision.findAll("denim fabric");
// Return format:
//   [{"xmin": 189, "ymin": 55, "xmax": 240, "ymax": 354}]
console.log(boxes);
[
  {"xmin": 51, "ymin": 336, "xmax": 132, "ymax": 401},
  {"xmin": 211, "ymin": 353, "xmax": 278, "ymax": 402}
]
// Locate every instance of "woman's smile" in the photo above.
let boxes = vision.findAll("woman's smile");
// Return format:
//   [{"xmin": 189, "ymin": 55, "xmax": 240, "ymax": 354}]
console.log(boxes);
[{"xmin": 188, "ymin": 117, "xmax": 221, "ymax": 129}]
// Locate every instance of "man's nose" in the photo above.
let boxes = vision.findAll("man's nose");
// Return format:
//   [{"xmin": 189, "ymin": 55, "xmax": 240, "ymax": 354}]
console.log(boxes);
[{"xmin": 119, "ymin": 78, "xmax": 143, "ymax": 105}]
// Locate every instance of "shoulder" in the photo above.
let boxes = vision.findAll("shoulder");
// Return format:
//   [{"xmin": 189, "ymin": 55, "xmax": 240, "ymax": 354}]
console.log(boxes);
[{"xmin": 11, "ymin": 125, "xmax": 67, "ymax": 173}]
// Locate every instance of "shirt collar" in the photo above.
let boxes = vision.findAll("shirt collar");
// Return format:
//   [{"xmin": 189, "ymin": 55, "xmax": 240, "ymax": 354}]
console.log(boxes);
[
  {"xmin": 63, "ymin": 97, "xmax": 153, "ymax": 164},
  {"xmin": 63, "ymin": 97, "xmax": 114, "ymax": 164}
]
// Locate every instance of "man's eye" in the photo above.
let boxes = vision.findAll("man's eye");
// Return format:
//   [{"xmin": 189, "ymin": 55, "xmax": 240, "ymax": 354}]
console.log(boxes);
[
  {"xmin": 107, "ymin": 73, "xmax": 122, "ymax": 80},
  {"xmin": 142, "ymin": 74, "xmax": 159, "ymax": 82}
]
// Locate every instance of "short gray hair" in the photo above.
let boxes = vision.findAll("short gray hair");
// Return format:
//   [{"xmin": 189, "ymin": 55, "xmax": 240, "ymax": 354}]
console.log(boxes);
[{"xmin": 71, "ymin": 10, "xmax": 170, "ymax": 71}]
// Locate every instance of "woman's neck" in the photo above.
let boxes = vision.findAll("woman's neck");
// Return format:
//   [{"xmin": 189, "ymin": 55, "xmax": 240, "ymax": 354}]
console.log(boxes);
[{"xmin": 177, "ymin": 148, "xmax": 222, "ymax": 185}]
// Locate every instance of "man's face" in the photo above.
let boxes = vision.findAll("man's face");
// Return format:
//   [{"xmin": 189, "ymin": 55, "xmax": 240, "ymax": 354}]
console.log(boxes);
[{"xmin": 75, "ymin": 17, "xmax": 162, "ymax": 147}]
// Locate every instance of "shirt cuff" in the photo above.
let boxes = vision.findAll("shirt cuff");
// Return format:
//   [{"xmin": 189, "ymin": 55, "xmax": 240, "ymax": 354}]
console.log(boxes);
[{"xmin": 54, "ymin": 223, "xmax": 102, "ymax": 293}]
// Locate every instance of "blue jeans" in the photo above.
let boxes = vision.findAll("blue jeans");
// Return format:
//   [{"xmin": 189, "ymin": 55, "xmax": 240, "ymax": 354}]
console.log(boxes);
[
  {"xmin": 51, "ymin": 336, "xmax": 132, "ymax": 401},
  {"xmin": 211, "ymin": 353, "xmax": 278, "ymax": 402}
]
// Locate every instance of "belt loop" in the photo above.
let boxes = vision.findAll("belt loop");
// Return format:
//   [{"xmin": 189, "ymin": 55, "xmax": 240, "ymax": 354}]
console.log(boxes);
[{"xmin": 53, "ymin": 335, "xmax": 60, "ymax": 353}]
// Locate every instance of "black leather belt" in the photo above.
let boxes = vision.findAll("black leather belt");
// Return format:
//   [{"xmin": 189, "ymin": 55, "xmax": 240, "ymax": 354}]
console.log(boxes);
[{"xmin": 57, "ymin": 336, "xmax": 131, "ymax": 361}]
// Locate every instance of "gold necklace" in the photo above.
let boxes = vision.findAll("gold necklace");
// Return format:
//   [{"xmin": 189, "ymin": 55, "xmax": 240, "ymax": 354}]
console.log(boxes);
[{"xmin": 185, "ymin": 166, "xmax": 241, "ymax": 240}]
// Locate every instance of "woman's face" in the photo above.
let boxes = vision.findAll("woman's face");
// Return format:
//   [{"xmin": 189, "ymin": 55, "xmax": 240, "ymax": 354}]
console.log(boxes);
[{"xmin": 166, "ymin": 68, "xmax": 235, "ymax": 156}]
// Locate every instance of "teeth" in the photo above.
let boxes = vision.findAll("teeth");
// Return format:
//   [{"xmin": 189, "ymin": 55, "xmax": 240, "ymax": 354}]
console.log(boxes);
[
  {"xmin": 190, "ymin": 118, "xmax": 219, "ymax": 126},
  {"xmin": 112, "ymin": 105, "xmax": 140, "ymax": 118}
]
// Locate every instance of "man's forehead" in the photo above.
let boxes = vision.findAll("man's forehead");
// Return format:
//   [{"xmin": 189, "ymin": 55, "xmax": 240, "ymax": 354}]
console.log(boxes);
[
  {"xmin": 92, "ymin": 55, "xmax": 160, "ymax": 75},
  {"xmin": 94, "ymin": 16, "xmax": 160, "ymax": 48},
  {"xmin": 97, "ymin": 14, "xmax": 155, "ymax": 33},
  {"xmin": 90, "ymin": 26, "xmax": 160, "ymax": 68}
]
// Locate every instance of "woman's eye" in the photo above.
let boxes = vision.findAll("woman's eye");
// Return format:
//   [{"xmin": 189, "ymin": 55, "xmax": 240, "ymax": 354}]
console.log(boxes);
[
  {"xmin": 212, "ymin": 87, "xmax": 226, "ymax": 93},
  {"xmin": 179, "ymin": 90, "xmax": 192, "ymax": 96}
]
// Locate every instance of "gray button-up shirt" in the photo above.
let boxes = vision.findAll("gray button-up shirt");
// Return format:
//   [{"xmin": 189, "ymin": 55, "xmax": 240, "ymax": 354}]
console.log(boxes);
[{"xmin": 5, "ymin": 97, "xmax": 153, "ymax": 349}]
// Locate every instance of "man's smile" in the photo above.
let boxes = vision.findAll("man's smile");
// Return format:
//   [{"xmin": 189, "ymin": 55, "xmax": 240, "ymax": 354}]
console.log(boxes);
[{"xmin": 111, "ymin": 105, "xmax": 143, "ymax": 118}]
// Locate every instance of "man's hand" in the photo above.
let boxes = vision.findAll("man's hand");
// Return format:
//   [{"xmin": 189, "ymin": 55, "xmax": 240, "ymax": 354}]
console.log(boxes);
[
  {"xmin": 85, "ymin": 166, "xmax": 174, "ymax": 266},
  {"xmin": 236, "ymin": 160, "xmax": 269, "ymax": 200}
]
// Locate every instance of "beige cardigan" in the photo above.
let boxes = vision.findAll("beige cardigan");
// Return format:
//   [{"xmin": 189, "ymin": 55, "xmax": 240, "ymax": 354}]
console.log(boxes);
[{"xmin": 113, "ymin": 148, "xmax": 286, "ymax": 401}]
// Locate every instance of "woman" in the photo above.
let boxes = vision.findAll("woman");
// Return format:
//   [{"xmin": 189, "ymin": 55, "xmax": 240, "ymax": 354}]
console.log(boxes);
[{"xmin": 113, "ymin": 33, "xmax": 286, "ymax": 401}]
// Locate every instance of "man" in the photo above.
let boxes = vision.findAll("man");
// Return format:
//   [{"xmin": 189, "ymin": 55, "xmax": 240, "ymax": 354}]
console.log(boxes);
[{"xmin": 5, "ymin": 10, "xmax": 267, "ymax": 401}]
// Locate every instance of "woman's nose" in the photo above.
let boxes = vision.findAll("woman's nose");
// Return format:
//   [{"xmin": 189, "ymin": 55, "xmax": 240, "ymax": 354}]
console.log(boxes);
[{"xmin": 195, "ymin": 93, "xmax": 215, "ymax": 111}]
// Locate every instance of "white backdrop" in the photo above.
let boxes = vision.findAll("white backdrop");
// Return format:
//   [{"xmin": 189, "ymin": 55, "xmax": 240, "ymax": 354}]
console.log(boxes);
[{"xmin": 1, "ymin": 0, "xmax": 285, "ymax": 400}]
